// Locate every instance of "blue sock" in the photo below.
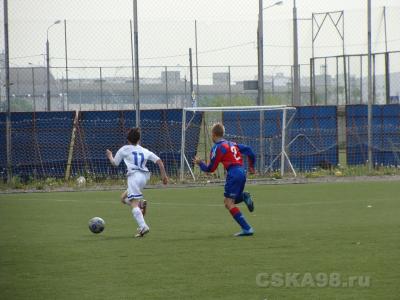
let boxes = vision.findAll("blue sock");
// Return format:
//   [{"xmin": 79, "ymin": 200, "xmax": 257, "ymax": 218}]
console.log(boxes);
[{"xmin": 229, "ymin": 207, "xmax": 251, "ymax": 231}]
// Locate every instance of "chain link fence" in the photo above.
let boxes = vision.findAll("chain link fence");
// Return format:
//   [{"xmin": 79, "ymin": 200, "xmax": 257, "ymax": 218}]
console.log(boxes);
[
  {"xmin": 1, "ymin": 1, "xmax": 400, "ymax": 183},
  {"xmin": 1, "ymin": 4, "xmax": 400, "ymax": 111}
]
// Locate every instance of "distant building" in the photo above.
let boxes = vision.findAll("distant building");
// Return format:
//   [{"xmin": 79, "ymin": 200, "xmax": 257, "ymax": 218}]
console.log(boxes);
[
  {"xmin": 161, "ymin": 71, "xmax": 180, "ymax": 85},
  {"xmin": 213, "ymin": 72, "xmax": 230, "ymax": 86},
  {"xmin": 272, "ymin": 72, "xmax": 291, "ymax": 87},
  {"xmin": 8, "ymin": 67, "xmax": 57, "ymax": 96}
]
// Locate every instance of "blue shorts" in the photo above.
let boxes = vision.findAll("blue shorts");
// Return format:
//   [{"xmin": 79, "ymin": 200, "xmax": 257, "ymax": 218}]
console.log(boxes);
[{"xmin": 224, "ymin": 166, "xmax": 246, "ymax": 201}]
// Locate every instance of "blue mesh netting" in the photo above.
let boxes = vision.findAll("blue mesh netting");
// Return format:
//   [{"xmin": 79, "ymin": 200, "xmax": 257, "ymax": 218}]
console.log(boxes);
[
  {"xmin": 223, "ymin": 110, "xmax": 284, "ymax": 171},
  {"xmin": 223, "ymin": 106, "xmax": 338, "ymax": 172},
  {"xmin": 289, "ymin": 106, "xmax": 338, "ymax": 171},
  {"xmin": 346, "ymin": 104, "xmax": 400, "ymax": 166},
  {"xmin": 0, "ymin": 113, "xmax": 6, "ymax": 180},
  {"xmin": 72, "ymin": 109, "xmax": 202, "ymax": 178},
  {"xmin": 1, "ymin": 112, "xmax": 75, "ymax": 180}
]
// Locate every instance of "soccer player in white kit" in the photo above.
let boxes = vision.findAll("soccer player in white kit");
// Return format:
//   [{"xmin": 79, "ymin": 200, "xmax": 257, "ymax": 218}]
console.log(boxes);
[{"xmin": 106, "ymin": 128, "xmax": 168, "ymax": 238}]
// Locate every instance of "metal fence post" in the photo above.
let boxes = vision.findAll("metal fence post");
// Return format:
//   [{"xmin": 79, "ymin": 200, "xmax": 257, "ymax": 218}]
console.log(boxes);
[
  {"xmin": 385, "ymin": 52, "xmax": 390, "ymax": 104},
  {"xmin": 78, "ymin": 78, "xmax": 82, "ymax": 111},
  {"xmin": 189, "ymin": 48, "xmax": 194, "ymax": 106},
  {"xmin": 165, "ymin": 66, "xmax": 169, "ymax": 109},
  {"xmin": 31, "ymin": 67, "xmax": 36, "ymax": 112},
  {"xmin": 184, "ymin": 75, "xmax": 187, "ymax": 108},
  {"xmin": 228, "ymin": 66, "xmax": 232, "ymax": 105},
  {"xmin": 100, "ymin": 67, "xmax": 103, "ymax": 110},
  {"xmin": 310, "ymin": 58, "xmax": 314, "ymax": 105},
  {"xmin": 4, "ymin": 0, "xmax": 12, "ymax": 183},
  {"xmin": 343, "ymin": 55, "xmax": 349, "ymax": 105},
  {"xmin": 360, "ymin": 55, "xmax": 363, "ymax": 104},
  {"xmin": 336, "ymin": 57, "xmax": 339, "ymax": 105},
  {"xmin": 324, "ymin": 57, "xmax": 328, "ymax": 105},
  {"xmin": 347, "ymin": 56, "xmax": 351, "ymax": 104},
  {"xmin": 373, "ymin": 54, "xmax": 376, "ymax": 104}
]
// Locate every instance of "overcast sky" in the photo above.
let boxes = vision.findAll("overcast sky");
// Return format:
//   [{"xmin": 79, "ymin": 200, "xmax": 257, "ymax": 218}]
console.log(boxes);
[
  {"xmin": 1, "ymin": 0, "xmax": 400, "ymax": 81},
  {"xmin": 7, "ymin": 0, "xmax": 397, "ymax": 21}
]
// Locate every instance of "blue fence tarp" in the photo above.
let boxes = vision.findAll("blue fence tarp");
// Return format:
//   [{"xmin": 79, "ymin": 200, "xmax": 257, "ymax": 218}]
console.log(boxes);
[
  {"xmin": 0, "ymin": 113, "xmax": 6, "ymax": 179},
  {"xmin": 289, "ymin": 106, "xmax": 338, "ymax": 171},
  {"xmin": 0, "ymin": 112, "xmax": 75, "ymax": 180},
  {"xmin": 346, "ymin": 104, "xmax": 400, "ymax": 166},
  {"xmin": 72, "ymin": 109, "xmax": 202, "ymax": 177},
  {"xmin": 223, "ymin": 106, "xmax": 338, "ymax": 172}
]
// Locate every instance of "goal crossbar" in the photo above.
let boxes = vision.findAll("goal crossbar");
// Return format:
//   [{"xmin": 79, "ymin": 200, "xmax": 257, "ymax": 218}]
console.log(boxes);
[{"xmin": 183, "ymin": 105, "xmax": 295, "ymax": 112}]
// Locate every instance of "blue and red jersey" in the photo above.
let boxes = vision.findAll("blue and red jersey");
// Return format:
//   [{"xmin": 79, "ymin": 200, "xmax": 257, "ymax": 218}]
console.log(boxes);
[{"xmin": 199, "ymin": 139, "xmax": 256, "ymax": 173}]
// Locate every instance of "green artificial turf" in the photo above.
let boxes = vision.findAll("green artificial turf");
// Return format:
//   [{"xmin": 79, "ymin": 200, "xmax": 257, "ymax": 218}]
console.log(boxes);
[{"xmin": 0, "ymin": 181, "xmax": 399, "ymax": 300}]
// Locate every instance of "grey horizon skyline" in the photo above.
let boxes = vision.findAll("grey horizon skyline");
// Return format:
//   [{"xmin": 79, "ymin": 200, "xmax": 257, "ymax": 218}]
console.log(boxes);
[{"xmin": 1, "ymin": 0, "xmax": 400, "ymax": 81}]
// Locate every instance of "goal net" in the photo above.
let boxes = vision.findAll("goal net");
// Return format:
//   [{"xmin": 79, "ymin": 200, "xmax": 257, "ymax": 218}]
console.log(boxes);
[{"xmin": 179, "ymin": 105, "xmax": 297, "ymax": 182}]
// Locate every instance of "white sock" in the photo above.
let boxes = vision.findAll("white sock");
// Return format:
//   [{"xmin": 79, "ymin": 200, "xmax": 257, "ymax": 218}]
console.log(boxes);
[{"xmin": 132, "ymin": 206, "xmax": 148, "ymax": 229}]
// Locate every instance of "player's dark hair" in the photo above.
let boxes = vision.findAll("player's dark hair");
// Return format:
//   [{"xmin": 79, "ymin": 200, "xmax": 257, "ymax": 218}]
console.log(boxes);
[
  {"xmin": 127, "ymin": 127, "xmax": 141, "ymax": 145},
  {"xmin": 212, "ymin": 123, "xmax": 225, "ymax": 138}
]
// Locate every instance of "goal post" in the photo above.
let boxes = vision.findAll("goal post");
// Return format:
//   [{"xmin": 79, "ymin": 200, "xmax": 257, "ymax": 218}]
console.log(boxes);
[{"xmin": 180, "ymin": 105, "xmax": 297, "ymax": 182}]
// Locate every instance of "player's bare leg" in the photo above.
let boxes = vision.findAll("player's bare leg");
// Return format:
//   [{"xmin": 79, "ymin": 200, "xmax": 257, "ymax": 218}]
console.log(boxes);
[
  {"xmin": 121, "ymin": 191, "xmax": 147, "ymax": 216},
  {"xmin": 121, "ymin": 191, "xmax": 128, "ymax": 204},
  {"xmin": 129, "ymin": 200, "xmax": 150, "ymax": 238},
  {"xmin": 224, "ymin": 198, "xmax": 253, "ymax": 237},
  {"xmin": 139, "ymin": 199, "xmax": 147, "ymax": 216}
]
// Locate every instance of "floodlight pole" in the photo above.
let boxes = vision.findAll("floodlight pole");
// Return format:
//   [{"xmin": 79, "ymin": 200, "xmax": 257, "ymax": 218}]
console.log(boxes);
[
  {"xmin": 189, "ymin": 48, "xmax": 194, "ymax": 106},
  {"xmin": 46, "ymin": 20, "xmax": 60, "ymax": 111},
  {"xmin": 46, "ymin": 38, "xmax": 50, "ymax": 111},
  {"xmin": 367, "ymin": 0, "xmax": 373, "ymax": 170},
  {"xmin": 195, "ymin": 20, "xmax": 200, "ymax": 102},
  {"xmin": 292, "ymin": 0, "xmax": 301, "ymax": 106},
  {"xmin": 383, "ymin": 6, "xmax": 390, "ymax": 104},
  {"xmin": 133, "ymin": 0, "xmax": 140, "ymax": 127},
  {"xmin": 130, "ymin": 20, "xmax": 135, "ymax": 111},
  {"xmin": 3, "ymin": 0, "xmax": 12, "ymax": 183},
  {"xmin": 64, "ymin": 19, "xmax": 69, "ymax": 111},
  {"xmin": 257, "ymin": 0, "xmax": 264, "ymax": 107},
  {"xmin": 257, "ymin": 1, "xmax": 283, "ymax": 173}
]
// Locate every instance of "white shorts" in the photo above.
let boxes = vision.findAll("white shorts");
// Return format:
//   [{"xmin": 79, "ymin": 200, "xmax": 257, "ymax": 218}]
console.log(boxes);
[{"xmin": 126, "ymin": 171, "xmax": 150, "ymax": 201}]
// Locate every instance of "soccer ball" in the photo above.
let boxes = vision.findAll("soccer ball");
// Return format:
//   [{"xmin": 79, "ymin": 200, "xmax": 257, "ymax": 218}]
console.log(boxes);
[
  {"xmin": 88, "ymin": 217, "xmax": 105, "ymax": 234},
  {"xmin": 76, "ymin": 176, "xmax": 86, "ymax": 186}
]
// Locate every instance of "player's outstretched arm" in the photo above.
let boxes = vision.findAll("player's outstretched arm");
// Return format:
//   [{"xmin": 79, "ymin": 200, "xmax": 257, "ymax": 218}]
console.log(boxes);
[
  {"xmin": 193, "ymin": 153, "xmax": 221, "ymax": 173},
  {"xmin": 106, "ymin": 149, "xmax": 117, "ymax": 166},
  {"xmin": 106, "ymin": 149, "xmax": 123, "ymax": 167},
  {"xmin": 192, "ymin": 156, "xmax": 217, "ymax": 173},
  {"xmin": 156, "ymin": 159, "xmax": 168, "ymax": 185}
]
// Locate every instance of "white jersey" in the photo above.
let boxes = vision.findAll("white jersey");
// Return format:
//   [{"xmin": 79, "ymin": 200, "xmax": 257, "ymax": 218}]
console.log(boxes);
[{"xmin": 113, "ymin": 144, "xmax": 160, "ymax": 175}]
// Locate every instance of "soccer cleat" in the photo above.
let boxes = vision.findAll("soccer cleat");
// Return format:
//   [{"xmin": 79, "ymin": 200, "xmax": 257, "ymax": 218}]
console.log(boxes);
[
  {"xmin": 234, "ymin": 227, "xmax": 254, "ymax": 237},
  {"xmin": 135, "ymin": 226, "xmax": 150, "ymax": 238},
  {"xmin": 139, "ymin": 200, "xmax": 147, "ymax": 216},
  {"xmin": 243, "ymin": 192, "xmax": 254, "ymax": 212}
]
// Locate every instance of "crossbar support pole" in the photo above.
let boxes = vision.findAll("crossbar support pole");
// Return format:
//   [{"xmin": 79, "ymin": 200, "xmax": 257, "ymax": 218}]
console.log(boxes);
[
  {"xmin": 180, "ymin": 109, "xmax": 187, "ymax": 182},
  {"xmin": 280, "ymin": 109, "xmax": 287, "ymax": 177}
]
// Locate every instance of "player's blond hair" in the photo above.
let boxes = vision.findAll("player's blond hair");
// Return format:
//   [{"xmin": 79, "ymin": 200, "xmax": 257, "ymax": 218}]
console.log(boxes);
[{"xmin": 212, "ymin": 123, "xmax": 225, "ymax": 138}]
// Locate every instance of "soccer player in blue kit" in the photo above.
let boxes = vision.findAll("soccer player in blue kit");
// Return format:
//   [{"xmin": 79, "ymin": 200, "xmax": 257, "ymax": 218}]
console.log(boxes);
[{"xmin": 193, "ymin": 123, "xmax": 256, "ymax": 237}]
